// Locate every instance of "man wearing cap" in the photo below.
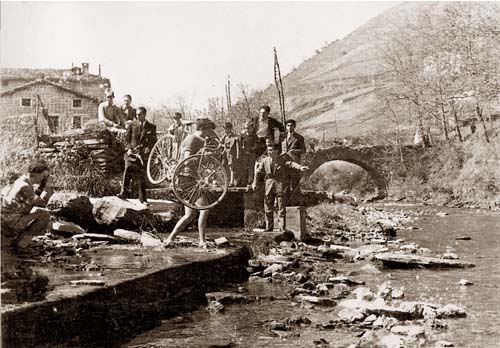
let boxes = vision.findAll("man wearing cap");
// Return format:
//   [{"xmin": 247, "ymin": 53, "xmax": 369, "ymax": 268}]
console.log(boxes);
[
  {"xmin": 281, "ymin": 119, "xmax": 306, "ymax": 203},
  {"xmin": 121, "ymin": 94, "xmax": 137, "ymax": 125},
  {"xmin": 240, "ymin": 119, "xmax": 258, "ymax": 185},
  {"xmin": 1, "ymin": 160, "xmax": 54, "ymax": 253},
  {"xmin": 252, "ymin": 105, "xmax": 285, "ymax": 157},
  {"xmin": 168, "ymin": 112, "xmax": 188, "ymax": 160},
  {"xmin": 164, "ymin": 118, "xmax": 214, "ymax": 248},
  {"xmin": 251, "ymin": 139, "xmax": 308, "ymax": 232},
  {"xmin": 118, "ymin": 107, "xmax": 157, "ymax": 204},
  {"xmin": 98, "ymin": 90, "xmax": 125, "ymax": 130}
]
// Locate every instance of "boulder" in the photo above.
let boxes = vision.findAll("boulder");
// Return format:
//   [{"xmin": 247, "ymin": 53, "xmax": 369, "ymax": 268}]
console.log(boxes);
[
  {"xmin": 338, "ymin": 308, "xmax": 366, "ymax": 323},
  {"xmin": 375, "ymin": 253, "xmax": 474, "ymax": 269},
  {"xmin": 92, "ymin": 196, "xmax": 153, "ymax": 229},
  {"xmin": 295, "ymin": 294, "xmax": 336, "ymax": 307},
  {"xmin": 140, "ymin": 232, "xmax": 163, "ymax": 248},
  {"xmin": 436, "ymin": 304, "xmax": 466, "ymax": 318},
  {"xmin": 51, "ymin": 221, "xmax": 85, "ymax": 236},
  {"xmin": 328, "ymin": 275, "xmax": 365, "ymax": 286},
  {"xmin": 459, "ymin": 279, "xmax": 473, "ymax": 286},
  {"xmin": 359, "ymin": 263, "xmax": 382, "ymax": 275},
  {"xmin": 353, "ymin": 287, "xmax": 375, "ymax": 301},
  {"xmin": 214, "ymin": 237, "xmax": 230, "ymax": 246},
  {"xmin": 263, "ymin": 263, "xmax": 283, "ymax": 277},
  {"xmin": 47, "ymin": 193, "xmax": 97, "ymax": 228},
  {"xmin": 207, "ymin": 301, "xmax": 224, "ymax": 313},
  {"xmin": 72, "ymin": 233, "xmax": 124, "ymax": 243}
]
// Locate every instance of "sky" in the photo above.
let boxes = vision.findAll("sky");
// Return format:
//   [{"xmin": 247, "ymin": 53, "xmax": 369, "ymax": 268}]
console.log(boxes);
[{"xmin": 1, "ymin": 1, "xmax": 397, "ymax": 110}]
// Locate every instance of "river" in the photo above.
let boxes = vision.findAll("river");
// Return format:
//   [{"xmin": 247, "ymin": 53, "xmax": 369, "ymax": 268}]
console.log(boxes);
[{"xmin": 122, "ymin": 205, "xmax": 500, "ymax": 348}]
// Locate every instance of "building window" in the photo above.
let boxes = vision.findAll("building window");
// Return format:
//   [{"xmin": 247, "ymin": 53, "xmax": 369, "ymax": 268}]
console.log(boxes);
[
  {"xmin": 72, "ymin": 99, "xmax": 82, "ymax": 108},
  {"xmin": 73, "ymin": 116, "xmax": 82, "ymax": 129},
  {"xmin": 48, "ymin": 116, "xmax": 59, "ymax": 133},
  {"xmin": 21, "ymin": 98, "xmax": 32, "ymax": 107}
]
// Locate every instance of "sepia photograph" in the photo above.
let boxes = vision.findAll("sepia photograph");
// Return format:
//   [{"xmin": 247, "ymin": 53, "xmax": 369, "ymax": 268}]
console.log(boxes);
[{"xmin": 1, "ymin": 1, "xmax": 499, "ymax": 347}]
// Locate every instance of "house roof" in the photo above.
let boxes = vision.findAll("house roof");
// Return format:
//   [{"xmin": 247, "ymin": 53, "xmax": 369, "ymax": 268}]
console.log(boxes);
[
  {"xmin": 0, "ymin": 79, "xmax": 100, "ymax": 102},
  {"xmin": 0, "ymin": 67, "xmax": 109, "ymax": 83}
]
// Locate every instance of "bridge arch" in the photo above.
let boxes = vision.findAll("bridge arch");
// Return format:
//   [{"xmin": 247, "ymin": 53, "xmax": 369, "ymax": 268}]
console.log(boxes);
[{"xmin": 302, "ymin": 146, "xmax": 388, "ymax": 199}]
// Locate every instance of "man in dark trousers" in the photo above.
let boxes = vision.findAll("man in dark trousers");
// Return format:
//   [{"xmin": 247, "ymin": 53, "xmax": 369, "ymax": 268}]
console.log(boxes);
[
  {"xmin": 252, "ymin": 105, "xmax": 284, "ymax": 157},
  {"xmin": 252, "ymin": 139, "xmax": 308, "ymax": 232},
  {"xmin": 281, "ymin": 119, "xmax": 307, "ymax": 203},
  {"xmin": 118, "ymin": 106, "xmax": 157, "ymax": 204}
]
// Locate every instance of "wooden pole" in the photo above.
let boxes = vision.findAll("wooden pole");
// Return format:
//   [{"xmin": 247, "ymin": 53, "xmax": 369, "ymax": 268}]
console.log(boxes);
[
  {"xmin": 273, "ymin": 47, "xmax": 286, "ymax": 126},
  {"xmin": 34, "ymin": 97, "xmax": 39, "ymax": 149}
]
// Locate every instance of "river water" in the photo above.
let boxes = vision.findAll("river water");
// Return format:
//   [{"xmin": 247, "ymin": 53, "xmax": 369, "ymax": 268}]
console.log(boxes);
[{"xmin": 123, "ymin": 205, "xmax": 500, "ymax": 348}]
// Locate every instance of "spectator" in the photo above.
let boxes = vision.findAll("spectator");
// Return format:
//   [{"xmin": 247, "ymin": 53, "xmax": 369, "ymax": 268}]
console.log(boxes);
[
  {"xmin": 118, "ymin": 107, "xmax": 157, "ymax": 204},
  {"xmin": 221, "ymin": 122, "xmax": 240, "ymax": 186},
  {"xmin": 98, "ymin": 90, "xmax": 125, "ymax": 132},
  {"xmin": 1, "ymin": 161, "xmax": 54, "ymax": 253},
  {"xmin": 252, "ymin": 105, "xmax": 284, "ymax": 156},
  {"xmin": 240, "ymin": 119, "xmax": 258, "ymax": 186},
  {"xmin": 252, "ymin": 140, "xmax": 308, "ymax": 232},
  {"xmin": 121, "ymin": 94, "xmax": 137, "ymax": 126}
]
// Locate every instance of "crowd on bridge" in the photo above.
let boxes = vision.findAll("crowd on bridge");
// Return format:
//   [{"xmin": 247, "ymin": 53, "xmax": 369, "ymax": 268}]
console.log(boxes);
[{"xmin": 1, "ymin": 88, "xmax": 310, "ymax": 254}]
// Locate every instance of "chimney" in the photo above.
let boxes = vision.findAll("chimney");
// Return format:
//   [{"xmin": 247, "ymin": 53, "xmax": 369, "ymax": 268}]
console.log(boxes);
[{"xmin": 82, "ymin": 63, "xmax": 89, "ymax": 75}]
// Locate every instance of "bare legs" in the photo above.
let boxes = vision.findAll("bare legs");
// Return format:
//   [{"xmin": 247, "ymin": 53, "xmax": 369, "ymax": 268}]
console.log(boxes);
[{"xmin": 164, "ymin": 206, "xmax": 209, "ymax": 247}]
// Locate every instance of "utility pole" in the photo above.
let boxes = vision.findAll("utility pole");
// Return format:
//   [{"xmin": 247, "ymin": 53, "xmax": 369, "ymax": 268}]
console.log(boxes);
[{"xmin": 34, "ymin": 97, "xmax": 39, "ymax": 149}]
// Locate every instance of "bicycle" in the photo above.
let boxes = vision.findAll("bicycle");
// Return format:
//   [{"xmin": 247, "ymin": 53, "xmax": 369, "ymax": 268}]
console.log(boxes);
[
  {"xmin": 147, "ymin": 121, "xmax": 192, "ymax": 184},
  {"xmin": 171, "ymin": 135, "xmax": 228, "ymax": 210},
  {"xmin": 147, "ymin": 130, "xmax": 229, "ymax": 210}
]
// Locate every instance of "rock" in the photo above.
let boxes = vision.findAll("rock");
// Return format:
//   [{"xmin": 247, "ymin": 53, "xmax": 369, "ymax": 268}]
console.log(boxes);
[
  {"xmin": 113, "ymin": 229, "xmax": 141, "ymax": 242},
  {"xmin": 258, "ymin": 254, "xmax": 290, "ymax": 265},
  {"xmin": 293, "ymin": 272, "xmax": 309, "ymax": 283},
  {"xmin": 248, "ymin": 276, "xmax": 271, "ymax": 283},
  {"xmin": 72, "ymin": 233, "xmax": 123, "ymax": 242},
  {"xmin": 140, "ymin": 232, "xmax": 163, "ymax": 248},
  {"xmin": 264, "ymin": 320, "xmax": 287, "ymax": 330},
  {"xmin": 390, "ymin": 325, "xmax": 425, "ymax": 338},
  {"xmin": 47, "ymin": 193, "xmax": 97, "ymax": 228},
  {"xmin": 441, "ymin": 252, "xmax": 458, "ymax": 260},
  {"xmin": 363, "ymin": 314, "xmax": 377, "ymax": 323},
  {"xmin": 274, "ymin": 230, "xmax": 295, "ymax": 243},
  {"xmin": 70, "ymin": 279, "xmax": 105, "ymax": 286},
  {"xmin": 359, "ymin": 264, "xmax": 382, "ymax": 275},
  {"xmin": 436, "ymin": 304, "xmax": 466, "ymax": 318},
  {"xmin": 436, "ymin": 212, "xmax": 448, "ymax": 217},
  {"xmin": 316, "ymin": 283, "xmax": 329, "ymax": 295},
  {"xmin": 455, "ymin": 236, "xmax": 471, "ymax": 241},
  {"xmin": 338, "ymin": 308, "xmax": 366, "ymax": 323},
  {"xmin": 295, "ymin": 295, "xmax": 336, "ymax": 307},
  {"xmin": 353, "ymin": 287, "xmax": 375, "ymax": 301},
  {"xmin": 434, "ymin": 340, "xmax": 454, "ymax": 347},
  {"xmin": 51, "ymin": 221, "xmax": 85, "ymax": 236},
  {"xmin": 374, "ymin": 219, "xmax": 397, "ymax": 236},
  {"xmin": 328, "ymin": 275, "xmax": 365, "ymax": 286},
  {"xmin": 391, "ymin": 288, "xmax": 404, "ymax": 299},
  {"xmin": 92, "ymin": 196, "xmax": 152, "ymax": 229},
  {"xmin": 377, "ymin": 281, "xmax": 393, "ymax": 298},
  {"xmin": 375, "ymin": 253, "xmax": 475, "ymax": 268},
  {"xmin": 214, "ymin": 237, "xmax": 230, "ymax": 246},
  {"xmin": 379, "ymin": 334, "xmax": 404, "ymax": 348},
  {"xmin": 329, "ymin": 245, "xmax": 359, "ymax": 259},
  {"xmin": 356, "ymin": 245, "xmax": 388, "ymax": 260},
  {"xmin": 207, "ymin": 300, "xmax": 224, "ymax": 313},
  {"xmin": 206, "ymin": 291, "xmax": 256, "ymax": 304},
  {"xmin": 400, "ymin": 243, "xmax": 419, "ymax": 253},
  {"xmin": 459, "ymin": 279, "xmax": 473, "ymax": 286},
  {"xmin": 331, "ymin": 283, "xmax": 352, "ymax": 299},
  {"xmin": 248, "ymin": 259, "xmax": 262, "ymax": 268},
  {"xmin": 263, "ymin": 263, "xmax": 283, "ymax": 277}
]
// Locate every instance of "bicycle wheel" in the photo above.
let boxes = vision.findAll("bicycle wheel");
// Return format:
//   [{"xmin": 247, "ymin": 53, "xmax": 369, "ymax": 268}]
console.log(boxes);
[
  {"xmin": 172, "ymin": 154, "xmax": 229, "ymax": 210},
  {"xmin": 147, "ymin": 134, "xmax": 177, "ymax": 184}
]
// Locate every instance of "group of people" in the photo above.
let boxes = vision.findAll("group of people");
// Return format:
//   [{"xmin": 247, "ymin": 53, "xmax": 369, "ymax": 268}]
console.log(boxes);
[{"xmin": 0, "ymin": 94, "xmax": 309, "ymax": 254}]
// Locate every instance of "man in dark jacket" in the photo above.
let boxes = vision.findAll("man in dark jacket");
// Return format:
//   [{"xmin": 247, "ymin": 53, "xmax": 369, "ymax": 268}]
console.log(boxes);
[
  {"xmin": 118, "ymin": 107, "xmax": 157, "ymax": 204},
  {"xmin": 252, "ymin": 105, "xmax": 284, "ymax": 157},
  {"xmin": 281, "ymin": 119, "xmax": 307, "ymax": 203},
  {"xmin": 252, "ymin": 140, "xmax": 308, "ymax": 232}
]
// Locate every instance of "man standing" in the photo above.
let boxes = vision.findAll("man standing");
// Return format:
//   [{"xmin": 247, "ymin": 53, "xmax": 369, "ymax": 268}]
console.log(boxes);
[
  {"xmin": 98, "ymin": 90, "xmax": 125, "ymax": 130},
  {"xmin": 252, "ymin": 140, "xmax": 308, "ymax": 232},
  {"xmin": 121, "ymin": 94, "xmax": 137, "ymax": 124},
  {"xmin": 168, "ymin": 112, "xmax": 188, "ymax": 160},
  {"xmin": 164, "ymin": 118, "xmax": 214, "ymax": 248},
  {"xmin": 1, "ymin": 161, "xmax": 54, "ymax": 253},
  {"xmin": 240, "ymin": 120, "xmax": 258, "ymax": 186},
  {"xmin": 118, "ymin": 107, "xmax": 157, "ymax": 204},
  {"xmin": 221, "ymin": 122, "xmax": 240, "ymax": 186},
  {"xmin": 281, "ymin": 119, "xmax": 307, "ymax": 203},
  {"xmin": 252, "ymin": 105, "xmax": 284, "ymax": 157}
]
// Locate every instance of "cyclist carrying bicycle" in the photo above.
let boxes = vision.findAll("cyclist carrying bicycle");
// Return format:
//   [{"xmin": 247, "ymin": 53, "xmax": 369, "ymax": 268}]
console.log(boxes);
[{"xmin": 163, "ymin": 118, "xmax": 217, "ymax": 248}]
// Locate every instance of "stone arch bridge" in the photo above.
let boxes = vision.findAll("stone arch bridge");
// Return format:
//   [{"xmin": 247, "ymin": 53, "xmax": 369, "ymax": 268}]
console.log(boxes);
[{"xmin": 301, "ymin": 145, "xmax": 425, "ymax": 199}]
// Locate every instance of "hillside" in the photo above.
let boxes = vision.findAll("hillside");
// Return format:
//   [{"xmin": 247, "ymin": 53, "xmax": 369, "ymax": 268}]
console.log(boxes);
[{"xmin": 261, "ymin": 2, "xmax": 467, "ymax": 141}]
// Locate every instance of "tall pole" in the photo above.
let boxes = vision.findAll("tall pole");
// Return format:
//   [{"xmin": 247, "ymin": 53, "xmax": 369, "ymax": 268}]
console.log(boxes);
[
  {"xmin": 34, "ymin": 97, "xmax": 39, "ymax": 149},
  {"xmin": 273, "ymin": 47, "xmax": 286, "ymax": 126}
]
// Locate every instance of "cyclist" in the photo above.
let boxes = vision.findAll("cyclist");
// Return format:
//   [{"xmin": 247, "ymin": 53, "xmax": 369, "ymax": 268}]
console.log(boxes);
[{"xmin": 164, "ymin": 118, "xmax": 216, "ymax": 248}]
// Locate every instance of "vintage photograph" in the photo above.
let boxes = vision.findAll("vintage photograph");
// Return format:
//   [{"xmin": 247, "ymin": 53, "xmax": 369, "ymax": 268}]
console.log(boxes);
[{"xmin": 1, "ymin": 1, "xmax": 499, "ymax": 347}]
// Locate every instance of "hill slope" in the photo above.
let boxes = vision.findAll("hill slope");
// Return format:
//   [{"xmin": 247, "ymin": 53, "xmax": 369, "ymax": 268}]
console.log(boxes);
[{"xmin": 262, "ymin": 2, "xmax": 453, "ymax": 140}]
